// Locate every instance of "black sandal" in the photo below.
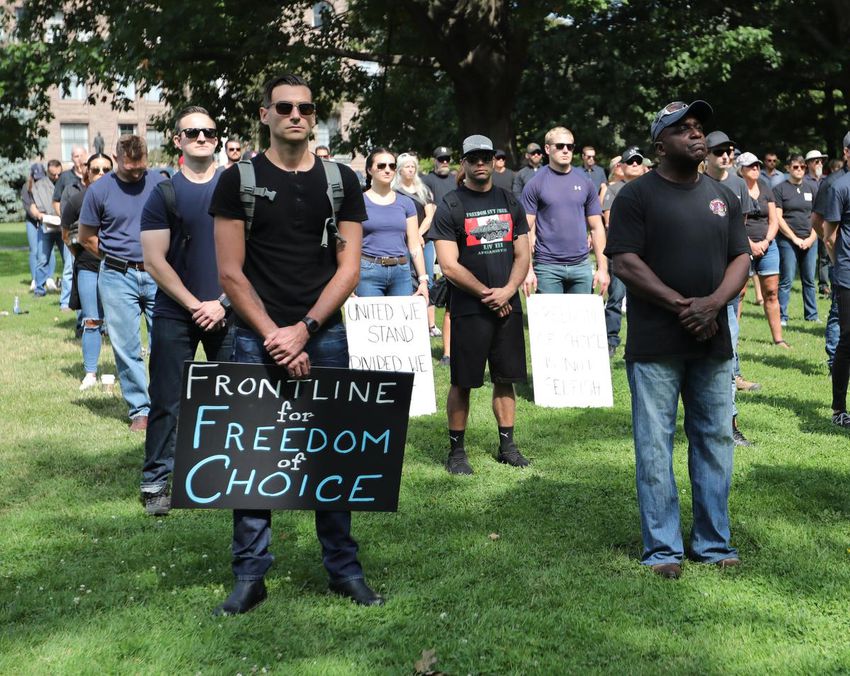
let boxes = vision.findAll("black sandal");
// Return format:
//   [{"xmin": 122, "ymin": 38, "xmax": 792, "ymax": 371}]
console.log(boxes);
[{"xmin": 774, "ymin": 339, "xmax": 790, "ymax": 348}]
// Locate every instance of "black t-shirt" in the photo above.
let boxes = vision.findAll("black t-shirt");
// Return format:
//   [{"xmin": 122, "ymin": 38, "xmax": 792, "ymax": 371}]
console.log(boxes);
[
  {"xmin": 428, "ymin": 185, "xmax": 528, "ymax": 317},
  {"xmin": 209, "ymin": 154, "xmax": 367, "ymax": 328},
  {"xmin": 605, "ymin": 171, "xmax": 749, "ymax": 362},
  {"xmin": 773, "ymin": 180, "xmax": 815, "ymax": 239},
  {"xmin": 61, "ymin": 186, "xmax": 100, "ymax": 273},
  {"xmin": 492, "ymin": 169, "xmax": 514, "ymax": 192},
  {"xmin": 422, "ymin": 171, "xmax": 457, "ymax": 205},
  {"xmin": 744, "ymin": 178, "xmax": 775, "ymax": 242}
]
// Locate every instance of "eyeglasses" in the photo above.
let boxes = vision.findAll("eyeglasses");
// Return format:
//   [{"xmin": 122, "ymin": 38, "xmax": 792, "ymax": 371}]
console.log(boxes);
[
  {"xmin": 180, "ymin": 127, "xmax": 217, "ymax": 140},
  {"xmin": 624, "ymin": 158, "xmax": 643, "ymax": 166},
  {"xmin": 436, "ymin": 156, "xmax": 451, "ymax": 163},
  {"xmin": 226, "ymin": 146, "xmax": 241, "ymax": 152},
  {"xmin": 553, "ymin": 143, "xmax": 575, "ymax": 152},
  {"xmin": 711, "ymin": 147, "xmax": 734, "ymax": 157},
  {"xmin": 271, "ymin": 101, "xmax": 316, "ymax": 116},
  {"xmin": 88, "ymin": 167, "xmax": 111, "ymax": 175},
  {"xmin": 375, "ymin": 162, "xmax": 396, "ymax": 171},
  {"xmin": 790, "ymin": 164, "xmax": 805, "ymax": 170}
]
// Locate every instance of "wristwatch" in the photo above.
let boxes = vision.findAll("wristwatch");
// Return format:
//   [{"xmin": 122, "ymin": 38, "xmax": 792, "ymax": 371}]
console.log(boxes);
[
  {"xmin": 218, "ymin": 294, "xmax": 232, "ymax": 312},
  {"xmin": 300, "ymin": 316, "xmax": 320, "ymax": 334}
]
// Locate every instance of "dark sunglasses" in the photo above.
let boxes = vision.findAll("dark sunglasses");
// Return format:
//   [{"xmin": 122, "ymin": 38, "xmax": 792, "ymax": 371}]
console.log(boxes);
[
  {"xmin": 436, "ymin": 156, "xmax": 451, "ymax": 163},
  {"xmin": 790, "ymin": 164, "xmax": 805, "ymax": 170},
  {"xmin": 711, "ymin": 147, "xmax": 734, "ymax": 157},
  {"xmin": 464, "ymin": 153, "xmax": 494, "ymax": 164},
  {"xmin": 375, "ymin": 162, "xmax": 397, "ymax": 171},
  {"xmin": 624, "ymin": 158, "xmax": 642, "ymax": 166},
  {"xmin": 226, "ymin": 146, "xmax": 241, "ymax": 152},
  {"xmin": 88, "ymin": 166, "xmax": 111, "ymax": 175},
  {"xmin": 272, "ymin": 101, "xmax": 316, "ymax": 116},
  {"xmin": 553, "ymin": 143, "xmax": 575, "ymax": 152},
  {"xmin": 529, "ymin": 150, "xmax": 543, "ymax": 156},
  {"xmin": 180, "ymin": 127, "xmax": 217, "ymax": 140}
]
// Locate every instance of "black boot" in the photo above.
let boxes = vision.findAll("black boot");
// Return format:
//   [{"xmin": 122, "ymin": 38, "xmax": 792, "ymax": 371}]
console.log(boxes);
[
  {"xmin": 329, "ymin": 578, "xmax": 385, "ymax": 606},
  {"xmin": 213, "ymin": 579, "xmax": 267, "ymax": 616}
]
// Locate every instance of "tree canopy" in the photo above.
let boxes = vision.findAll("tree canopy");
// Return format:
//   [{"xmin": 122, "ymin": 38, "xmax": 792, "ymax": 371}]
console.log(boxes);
[{"xmin": 2, "ymin": 0, "xmax": 848, "ymax": 164}]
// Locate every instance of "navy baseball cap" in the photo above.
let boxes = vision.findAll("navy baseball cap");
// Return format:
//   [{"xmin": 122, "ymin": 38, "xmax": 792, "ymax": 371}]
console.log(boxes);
[
  {"xmin": 651, "ymin": 100, "xmax": 713, "ymax": 142},
  {"xmin": 30, "ymin": 163, "xmax": 46, "ymax": 181}
]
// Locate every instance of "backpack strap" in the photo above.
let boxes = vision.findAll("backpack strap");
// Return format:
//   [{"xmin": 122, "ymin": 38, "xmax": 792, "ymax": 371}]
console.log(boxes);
[
  {"xmin": 237, "ymin": 159, "xmax": 276, "ymax": 240},
  {"xmin": 319, "ymin": 158, "xmax": 345, "ymax": 248},
  {"xmin": 154, "ymin": 179, "xmax": 189, "ymax": 265}
]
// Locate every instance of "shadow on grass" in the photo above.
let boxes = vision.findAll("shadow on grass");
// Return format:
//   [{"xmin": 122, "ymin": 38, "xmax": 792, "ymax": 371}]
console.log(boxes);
[
  {"xmin": 73, "ymin": 393, "xmax": 130, "ymax": 423},
  {"xmin": 742, "ymin": 391, "xmax": 837, "ymax": 434},
  {"xmin": 745, "ymin": 352, "xmax": 827, "ymax": 377}
]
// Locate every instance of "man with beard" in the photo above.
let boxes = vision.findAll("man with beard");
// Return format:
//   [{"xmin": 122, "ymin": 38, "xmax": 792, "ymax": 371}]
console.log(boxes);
[
  {"xmin": 605, "ymin": 101, "xmax": 750, "ymax": 579},
  {"xmin": 512, "ymin": 142, "xmax": 544, "ymax": 199},
  {"xmin": 422, "ymin": 146, "xmax": 457, "ymax": 207}
]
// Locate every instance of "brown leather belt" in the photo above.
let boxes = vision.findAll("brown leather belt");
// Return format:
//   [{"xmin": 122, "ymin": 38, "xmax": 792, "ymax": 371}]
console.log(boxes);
[{"xmin": 361, "ymin": 253, "xmax": 408, "ymax": 266}]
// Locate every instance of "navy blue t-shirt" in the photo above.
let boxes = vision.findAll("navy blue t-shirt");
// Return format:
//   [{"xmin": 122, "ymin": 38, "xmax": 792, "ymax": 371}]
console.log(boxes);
[
  {"xmin": 140, "ymin": 172, "xmax": 223, "ymax": 320},
  {"xmin": 80, "ymin": 170, "xmax": 164, "ymax": 260},
  {"xmin": 823, "ymin": 172, "xmax": 850, "ymax": 290}
]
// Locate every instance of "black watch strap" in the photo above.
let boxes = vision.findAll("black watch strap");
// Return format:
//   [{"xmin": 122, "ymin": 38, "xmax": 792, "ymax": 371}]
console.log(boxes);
[{"xmin": 301, "ymin": 316, "xmax": 320, "ymax": 334}]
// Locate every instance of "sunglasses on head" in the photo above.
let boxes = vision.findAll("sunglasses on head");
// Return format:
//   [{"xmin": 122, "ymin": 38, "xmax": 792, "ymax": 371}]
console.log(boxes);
[
  {"xmin": 711, "ymin": 147, "xmax": 734, "ymax": 157},
  {"xmin": 88, "ymin": 166, "xmax": 110, "ymax": 175},
  {"xmin": 271, "ymin": 101, "xmax": 316, "ymax": 116},
  {"xmin": 375, "ymin": 162, "xmax": 396, "ymax": 171},
  {"xmin": 553, "ymin": 142, "xmax": 575, "ymax": 152},
  {"xmin": 180, "ymin": 127, "xmax": 217, "ymax": 140}
]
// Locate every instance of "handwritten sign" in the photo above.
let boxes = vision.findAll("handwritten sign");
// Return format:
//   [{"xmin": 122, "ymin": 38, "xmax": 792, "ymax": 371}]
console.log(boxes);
[
  {"xmin": 344, "ymin": 296, "xmax": 437, "ymax": 416},
  {"xmin": 171, "ymin": 362, "xmax": 414, "ymax": 511},
  {"xmin": 527, "ymin": 294, "xmax": 613, "ymax": 408}
]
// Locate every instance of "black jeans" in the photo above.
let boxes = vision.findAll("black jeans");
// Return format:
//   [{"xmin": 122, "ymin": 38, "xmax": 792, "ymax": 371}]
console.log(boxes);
[
  {"xmin": 141, "ymin": 315, "xmax": 234, "ymax": 490},
  {"xmin": 230, "ymin": 325, "xmax": 363, "ymax": 583},
  {"xmin": 831, "ymin": 286, "xmax": 850, "ymax": 411}
]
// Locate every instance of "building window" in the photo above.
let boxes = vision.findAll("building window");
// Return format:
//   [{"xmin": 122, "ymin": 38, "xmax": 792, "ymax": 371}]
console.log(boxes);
[
  {"xmin": 118, "ymin": 123, "xmax": 137, "ymax": 137},
  {"xmin": 145, "ymin": 128, "xmax": 165, "ymax": 153},
  {"xmin": 144, "ymin": 84, "xmax": 163, "ymax": 102},
  {"xmin": 312, "ymin": 1, "xmax": 334, "ymax": 28},
  {"xmin": 60, "ymin": 124, "xmax": 88, "ymax": 162},
  {"xmin": 60, "ymin": 77, "xmax": 86, "ymax": 100},
  {"xmin": 117, "ymin": 81, "xmax": 136, "ymax": 101},
  {"xmin": 314, "ymin": 117, "xmax": 339, "ymax": 149}
]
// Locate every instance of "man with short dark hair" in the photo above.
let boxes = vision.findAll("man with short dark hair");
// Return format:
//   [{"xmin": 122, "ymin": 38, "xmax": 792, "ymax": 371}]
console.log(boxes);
[
  {"xmin": 762, "ymin": 152, "xmax": 785, "ymax": 187},
  {"xmin": 79, "ymin": 136, "xmax": 164, "ymax": 431},
  {"xmin": 32, "ymin": 159, "xmax": 65, "ymax": 300},
  {"xmin": 314, "ymin": 144, "xmax": 330, "ymax": 160},
  {"xmin": 491, "ymin": 149, "xmax": 514, "ymax": 191},
  {"xmin": 422, "ymin": 146, "xmax": 456, "ymax": 206},
  {"xmin": 606, "ymin": 100, "xmax": 750, "ymax": 580},
  {"xmin": 580, "ymin": 145, "xmax": 607, "ymax": 193},
  {"xmin": 224, "ymin": 137, "xmax": 242, "ymax": 168},
  {"xmin": 211, "ymin": 73, "xmax": 382, "ymax": 615},
  {"xmin": 430, "ymin": 134, "xmax": 531, "ymax": 475},
  {"xmin": 511, "ymin": 142, "xmax": 543, "ymax": 198},
  {"xmin": 138, "ymin": 106, "xmax": 233, "ymax": 517}
]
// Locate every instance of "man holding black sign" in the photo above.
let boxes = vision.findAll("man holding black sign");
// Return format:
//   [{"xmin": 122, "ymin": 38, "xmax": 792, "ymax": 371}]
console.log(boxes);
[
  {"xmin": 210, "ymin": 73, "xmax": 382, "ymax": 614},
  {"xmin": 430, "ymin": 134, "xmax": 531, "ymax": 475}
]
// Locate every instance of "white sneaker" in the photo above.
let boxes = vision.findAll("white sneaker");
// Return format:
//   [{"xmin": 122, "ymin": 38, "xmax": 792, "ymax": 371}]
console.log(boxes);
[
  {"xmin": 429, "ymin": 325, "xmax": 442, "ymax": 337},
  {"xmin": 79, "ymin": 374, "xmax": 98, "ymax": 391},
  {"xmin": 29, "ymin": 279, "xmax": 35, "ymax": 291},
  {"xmin": 46, "ymin": 277, "xmax": 57, "ymax": 293}
]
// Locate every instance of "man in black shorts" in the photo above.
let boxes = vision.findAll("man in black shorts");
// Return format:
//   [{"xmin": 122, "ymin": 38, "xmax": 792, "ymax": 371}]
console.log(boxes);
[
  {"xmin": 430, "ymin": 134, "xmax": 531, "ymax": 474},
  {"xmin": 211, "ymin": 73, "xmax": 382, "ymax": 614}
]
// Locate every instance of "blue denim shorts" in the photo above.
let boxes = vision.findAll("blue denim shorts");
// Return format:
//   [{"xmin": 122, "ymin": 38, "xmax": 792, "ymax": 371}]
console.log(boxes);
[{"xmin": 750, "ymin": 239, "xmax": 780, "ymax": 276}]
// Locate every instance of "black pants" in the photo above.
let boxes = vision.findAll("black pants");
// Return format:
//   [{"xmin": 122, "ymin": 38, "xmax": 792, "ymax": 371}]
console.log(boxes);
[{"xmin": 831, "ymin": 286, "xmax": 850, "ymax": 411}]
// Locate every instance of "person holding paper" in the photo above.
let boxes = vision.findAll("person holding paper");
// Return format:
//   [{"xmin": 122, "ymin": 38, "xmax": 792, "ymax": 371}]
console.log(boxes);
[
  {"xmin": 605, "ymin": 101, "xmax": 750, "ymax": 580},
  {"xmin": 430, "ymin": 134, "xmax": 531, "ymax": 475}
]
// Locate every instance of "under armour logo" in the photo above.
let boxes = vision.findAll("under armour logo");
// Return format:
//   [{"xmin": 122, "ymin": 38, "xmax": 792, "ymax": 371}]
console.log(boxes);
[{"xmin": 574, "ymin": 185, "xmax": 582, "ymax": 191}]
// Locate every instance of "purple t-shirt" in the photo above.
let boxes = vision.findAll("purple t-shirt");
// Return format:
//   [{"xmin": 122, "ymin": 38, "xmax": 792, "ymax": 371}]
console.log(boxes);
[
  {"xmin": 79, "ymin": 170, "xmax": 164, "ymax": 261},
  {"xmin": 362, "ymin": 192, "xmax": 417, "ymax": 258},
  {"xmin": 521, "ymin": 165, "xmax": 602, "ymax": 265}
]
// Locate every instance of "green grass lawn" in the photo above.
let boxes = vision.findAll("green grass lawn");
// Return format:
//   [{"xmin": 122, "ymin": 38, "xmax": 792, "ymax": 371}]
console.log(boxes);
[{"xmin": 1, "ymin": 220, "xmax": 849, "ymax": 674}]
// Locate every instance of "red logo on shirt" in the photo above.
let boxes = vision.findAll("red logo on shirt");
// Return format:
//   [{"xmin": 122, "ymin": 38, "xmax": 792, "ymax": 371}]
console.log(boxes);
[
  {"xmin": 465, "ymin": 213, "xmax": 514, "ymax": 246},
  {"xmin": 709, "ymin": 199, "xmax": 728, "ymax": 216}
]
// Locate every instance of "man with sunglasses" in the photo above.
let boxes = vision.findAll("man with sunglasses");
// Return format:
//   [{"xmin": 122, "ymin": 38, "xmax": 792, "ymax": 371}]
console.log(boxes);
[
  {"xmin": 521, "ymin": 126, "xmax": 609, "ymax": 297},
  {"xmin": 511, "ymin": 142, "xmax": 544, "ymax": 199},
  {"xmin": 605, "ymin": 101, "xmax": 750, "ymax": 579},
  {"xmin": 137, "ymin": 106, "xmax": 232, "ymax": 517},
  {"xmin": 491, "ymin": 149, "xmax": 514, "ymax": 191},
  {"xmin": 211, "ymin": 73, "xmax": 381, "ymax": 615},
  {"xmin": 430, "ymin": 134, "xmax": 530, "ymax": 475},
  {"xmin": 224, "ymin": 137, "xmax": 242, "ymax": 167},
  {"xmin": 78, "ymin": 135, "xmax": 165, "ymax": 431},
  {"xmin": 805, "ymin": 150, "xmax": 828, "ymax": 184},
  {"xmin": 702, "ymin": 131, "xmax": 759, "ymax": 447},
  {"xmin": 580, "ymin": 146, "xmax": 607, "ymax": 194},
  {"xmin": 601, "ymin": 146, "xmax": 645, "ymax": 358},
  {"xmin": 761, "ymin": 152, "xmax": 786, "ymax": 187},
  {"xmin": 422, "ymin": 146, "xmax": 456, "ymax": 207}
]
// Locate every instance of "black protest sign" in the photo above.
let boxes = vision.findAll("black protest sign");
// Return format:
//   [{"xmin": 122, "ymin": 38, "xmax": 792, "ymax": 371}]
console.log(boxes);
[{"xmin": 171, "ymin": 362, "xmax": 414, "ymax": 512}]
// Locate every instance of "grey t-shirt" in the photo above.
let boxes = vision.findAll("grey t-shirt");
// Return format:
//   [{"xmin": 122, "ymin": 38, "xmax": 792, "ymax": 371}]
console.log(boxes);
[{"xmin": 602, "ymin": 180, "xmax": 626, "ymax": 211}]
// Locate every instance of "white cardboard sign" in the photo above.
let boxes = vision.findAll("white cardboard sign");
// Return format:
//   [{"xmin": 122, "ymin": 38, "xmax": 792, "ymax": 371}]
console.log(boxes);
[
  {"xmin": 527, "ymin": 294, "xmax": 613, "ymax": 408},
  {"xmin": 344, "ymin": 295, "xmax": 437, "ymax": 417}
]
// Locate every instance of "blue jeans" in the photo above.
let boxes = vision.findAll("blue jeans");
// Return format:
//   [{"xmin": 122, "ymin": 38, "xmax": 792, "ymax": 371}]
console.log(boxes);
[
  {"xmin": 727, "ymin": 302, "xmax": 739, "ymax": 418},
  {"xmin": 35, "ymin": 228, "xmax": 64, "ymax": 296},
  {"xmin": 141, "ymin": 315, "xmax": 234, "ymax": 492},
  {"xmin": 534, "ymin": 258, "xmax": 593, "ymax": 294},
  {"xmin": 97, "ymin": 262, "xmax": 156, "ymax": 419},
  {"xmin": 25, "ymin": 218, "xmax": 48, "ymax": 283},
  {"xmin": 605, "ymin": 260, "xmax": 626, "ymax": 348},
  {"xmin": 777, "ymin": 236, "xmax": 818, "ymax": 322},
  {"xmin": 357, "ymin": 259, "xmax": 412, "ymax": 296},
  {"xmin": 826, "ymin": 265, "xmax": 839, "ymax": 366},
  {"xmin": 230, "ymin": 324, "xmax": 363, "ymax": 583},
  {"xmin": 424, "ymin": 241, "xmax": 436, "ymax": 286},
  {"xmin": 77, "ymin": 269, "xmax": 103, "ymax": 374},
  {"xmin": 626, "ymin": 357, "xmax": 738, "ymax": 565}
]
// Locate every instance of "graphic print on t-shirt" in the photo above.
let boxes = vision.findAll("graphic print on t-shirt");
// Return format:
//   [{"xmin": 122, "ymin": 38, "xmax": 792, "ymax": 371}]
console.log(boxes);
[{"xmin": 464, "ymin": 210, "xmax": 514, "ymax": 250}]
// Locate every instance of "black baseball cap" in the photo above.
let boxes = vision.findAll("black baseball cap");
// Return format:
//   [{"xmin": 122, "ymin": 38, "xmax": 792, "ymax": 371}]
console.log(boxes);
[
  {"xmin": 432, "ymin": 146, "xmax": 451, "ymax": 159},
  {"xmin": 494, "ymin": 149, "xmax": 507, "ymax": 159},
  {"xmin": 621, "ymin": 146, "xmax": 644, "ymax": 164},
  {"xmin": 705, "ymin": 131, "xmax": 735, "ymax": 150},
  {"xmin": 651, "ymin": 100, "xmax": 713, "ymax": 142}
]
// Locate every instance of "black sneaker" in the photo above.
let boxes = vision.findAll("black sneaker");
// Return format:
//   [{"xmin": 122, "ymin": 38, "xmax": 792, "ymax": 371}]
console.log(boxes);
[
  {"xmin": 732, "ymin": 428, "xmax": 753, "ymax": 447},
  {"xmin": 446, "ymin": 449, "xmax": 473, "ymax": 475},
  {"xmin": 832, "ymin": 411, "xmax": 850, "ymax": 429},
  {"xmin": 497, "ymin": 443, "xmax": 530, "ymax": 467},
  {"xmin": 141, "ymin": 487, "xmax": 171, "ymax": 516}
]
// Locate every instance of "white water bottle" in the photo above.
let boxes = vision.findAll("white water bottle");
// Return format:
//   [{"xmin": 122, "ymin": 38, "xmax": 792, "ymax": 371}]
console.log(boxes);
[{"xmin": 13, "ymin": 296, "xmax": 21, "ymax": 314}]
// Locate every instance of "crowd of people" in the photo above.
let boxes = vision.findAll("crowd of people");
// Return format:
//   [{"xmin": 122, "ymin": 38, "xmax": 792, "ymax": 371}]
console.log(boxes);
[{"xmin": 17, "ymin": 75, "xmax": 850, "ymax": 612}]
